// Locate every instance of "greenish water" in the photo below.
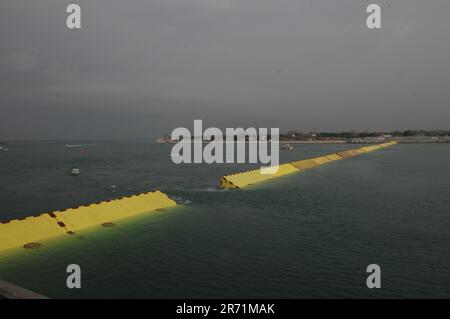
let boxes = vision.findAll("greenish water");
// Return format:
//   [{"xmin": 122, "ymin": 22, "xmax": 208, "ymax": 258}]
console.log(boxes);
[{"xmin": 0, "ymin": 142, "xmax": 449, "ymax": 298}]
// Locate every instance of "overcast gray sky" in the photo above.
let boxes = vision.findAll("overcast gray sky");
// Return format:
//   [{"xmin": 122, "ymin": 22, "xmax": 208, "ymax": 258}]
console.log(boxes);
[{"xmin": 1, "ymin": 0, "xmax": 449, "ymax": 140}]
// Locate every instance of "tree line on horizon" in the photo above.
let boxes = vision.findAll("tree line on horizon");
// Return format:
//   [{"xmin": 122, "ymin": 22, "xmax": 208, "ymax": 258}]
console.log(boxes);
[{"xmin": 281, "ymin": 130, "xmax": 450, "ymax": 140}]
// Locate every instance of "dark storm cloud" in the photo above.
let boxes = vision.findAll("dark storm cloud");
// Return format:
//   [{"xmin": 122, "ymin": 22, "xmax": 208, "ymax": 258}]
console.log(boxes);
[{"xmin": 1, "ymin": 0, "xmax": 450, "ymax": 140}]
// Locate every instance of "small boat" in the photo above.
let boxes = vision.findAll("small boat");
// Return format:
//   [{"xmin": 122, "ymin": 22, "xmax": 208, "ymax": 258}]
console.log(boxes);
[
  {"xmin": 0, "ymin": 146, "xmax": 7, "ymax": 152},
  {"xmin": 281, "ymin": 143, "xmax": 294, "ymax": 151},
  {"xmin": 70, "ymin": 167, "xmax": 80, "ymax": 176}
]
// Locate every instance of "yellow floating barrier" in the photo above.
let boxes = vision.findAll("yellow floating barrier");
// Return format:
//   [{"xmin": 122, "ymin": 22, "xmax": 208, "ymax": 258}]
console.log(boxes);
[
  {"xmin": 311, "ymin": 155, "xmax": 333, "ymax": 165},
  {"xmin": 0, "ymin": 191, "xmax": 177, "ymax": 253},
  {"xmin": 220, "ymin": 164, "xmax": 299, "ymax": 189},
  {"xmin": 291, "ymin": 159, "xmax": 320, "ymax": 170},
  {"xmin": 220, "ymin": 142, "xmax": 397, "ymax": 189},
  {"xmin": 359, "ymin": 145, "xmax": 382, "ymax": 153},
  {"xmin": 337, "ymin": 150, "xmax": 359, "ymax": 158},
  {"xmin": 0, "ymin": 215, "xmax": 66, "ymax": 253},
  {"xmin": 326, "ymin": 154, "xmax": 343, "ymax": 161}
]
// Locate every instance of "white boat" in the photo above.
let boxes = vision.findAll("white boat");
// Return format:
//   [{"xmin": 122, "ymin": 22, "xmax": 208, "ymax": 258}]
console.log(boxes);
[
  {"xmin": 70, "ymin": 167, "xmax": 80, "ymax": 176},
  {"xmin": 281, "ymin": 143, "xmax": 294, "ymax": 151}
]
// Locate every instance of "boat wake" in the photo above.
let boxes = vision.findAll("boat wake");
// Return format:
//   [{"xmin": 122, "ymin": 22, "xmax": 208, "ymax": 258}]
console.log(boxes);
[
  {"xmin": 170, "ymin": 196, "xmax": 192, "ymax": 205},
  {"xmin": 64, "ymin": 143, "xmax": 99, "ymax": 148}
]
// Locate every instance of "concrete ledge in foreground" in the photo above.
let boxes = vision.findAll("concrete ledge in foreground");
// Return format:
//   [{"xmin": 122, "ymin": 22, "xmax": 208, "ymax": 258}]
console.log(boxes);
[{"xmin": 0, "ymin": 279, "xmax": 48, "ymax": 299}]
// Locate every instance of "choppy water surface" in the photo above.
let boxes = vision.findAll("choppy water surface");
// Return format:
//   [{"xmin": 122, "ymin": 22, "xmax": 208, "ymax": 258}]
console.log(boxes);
[{"xmin": 0, "ymin": 142, "xmax": 449, "ymax": 298}]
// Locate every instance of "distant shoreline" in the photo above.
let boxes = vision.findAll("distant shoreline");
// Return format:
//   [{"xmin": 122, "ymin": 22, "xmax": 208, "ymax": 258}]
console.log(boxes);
[{"xmin": 156, "ymin": 140, "xmax": 450, "ymax": 144}]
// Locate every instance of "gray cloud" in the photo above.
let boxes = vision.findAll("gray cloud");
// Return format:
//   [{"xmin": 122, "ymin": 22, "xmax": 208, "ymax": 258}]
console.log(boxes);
[{"xmin": 1, "ymin": 0, "xmax": 450, "ymax": 140}]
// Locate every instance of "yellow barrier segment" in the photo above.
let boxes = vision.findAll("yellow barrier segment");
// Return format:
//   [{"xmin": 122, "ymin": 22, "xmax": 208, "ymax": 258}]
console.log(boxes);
[
  {"xmin": 269, "ymin": 163, "xmax": 299, "ymax": 177},
  {"xmin": 220, "ymin": 164, "xmax": 299, "ymax": 189},
  {"xmin": 220, "ymin": 142, "xmax": 397, "ymax": 189},
  {"xmin": 0, "ymin": 191, "xmax": 177, "ymax": 253},
  {"xmin": 290, "ymin": 159, "xmax": 319, "ymax": 170},
  {"xmin": 326, "ymin": 154, "xmax": 343, "ymax": 161},
  {"xmin": 54, "ymin": 191, "xmax": 176, "ymax": 232},
  {"xmin": 0, "ymin": 215, "xmax": 66, "ymax": 252},
  {"xmin": 359, "ymin": 145, "xmax": 382, "ymax": 153},
  {"xmin": 337, "ymin": 150, "xmax": 359, "ymax": 158},
  {"xmin": 311, "ymin": 156, "xmax": 333, "ymax": 165}
]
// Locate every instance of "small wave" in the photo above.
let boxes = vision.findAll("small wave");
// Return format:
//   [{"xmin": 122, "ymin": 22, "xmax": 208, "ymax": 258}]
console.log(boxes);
[
  {"xmin": 170, "ymin": 186, "xmax": 224, "ymax": 193},
  {"xmin": 201, "ymin": 186, "xmax": 222, "ymax": 192},
  {"xmin": 64, "ymin": 143, "xmax": 99, "ymax": 148},
  {"xmin": 171, "ymin": 196, "xmax": 192, "ymax": 205}
]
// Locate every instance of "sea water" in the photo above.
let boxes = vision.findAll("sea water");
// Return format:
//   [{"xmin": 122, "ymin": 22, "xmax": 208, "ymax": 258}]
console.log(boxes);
[{"xmin": 0, "ymin": 142, "xmax": 449, "ymax": 298}]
